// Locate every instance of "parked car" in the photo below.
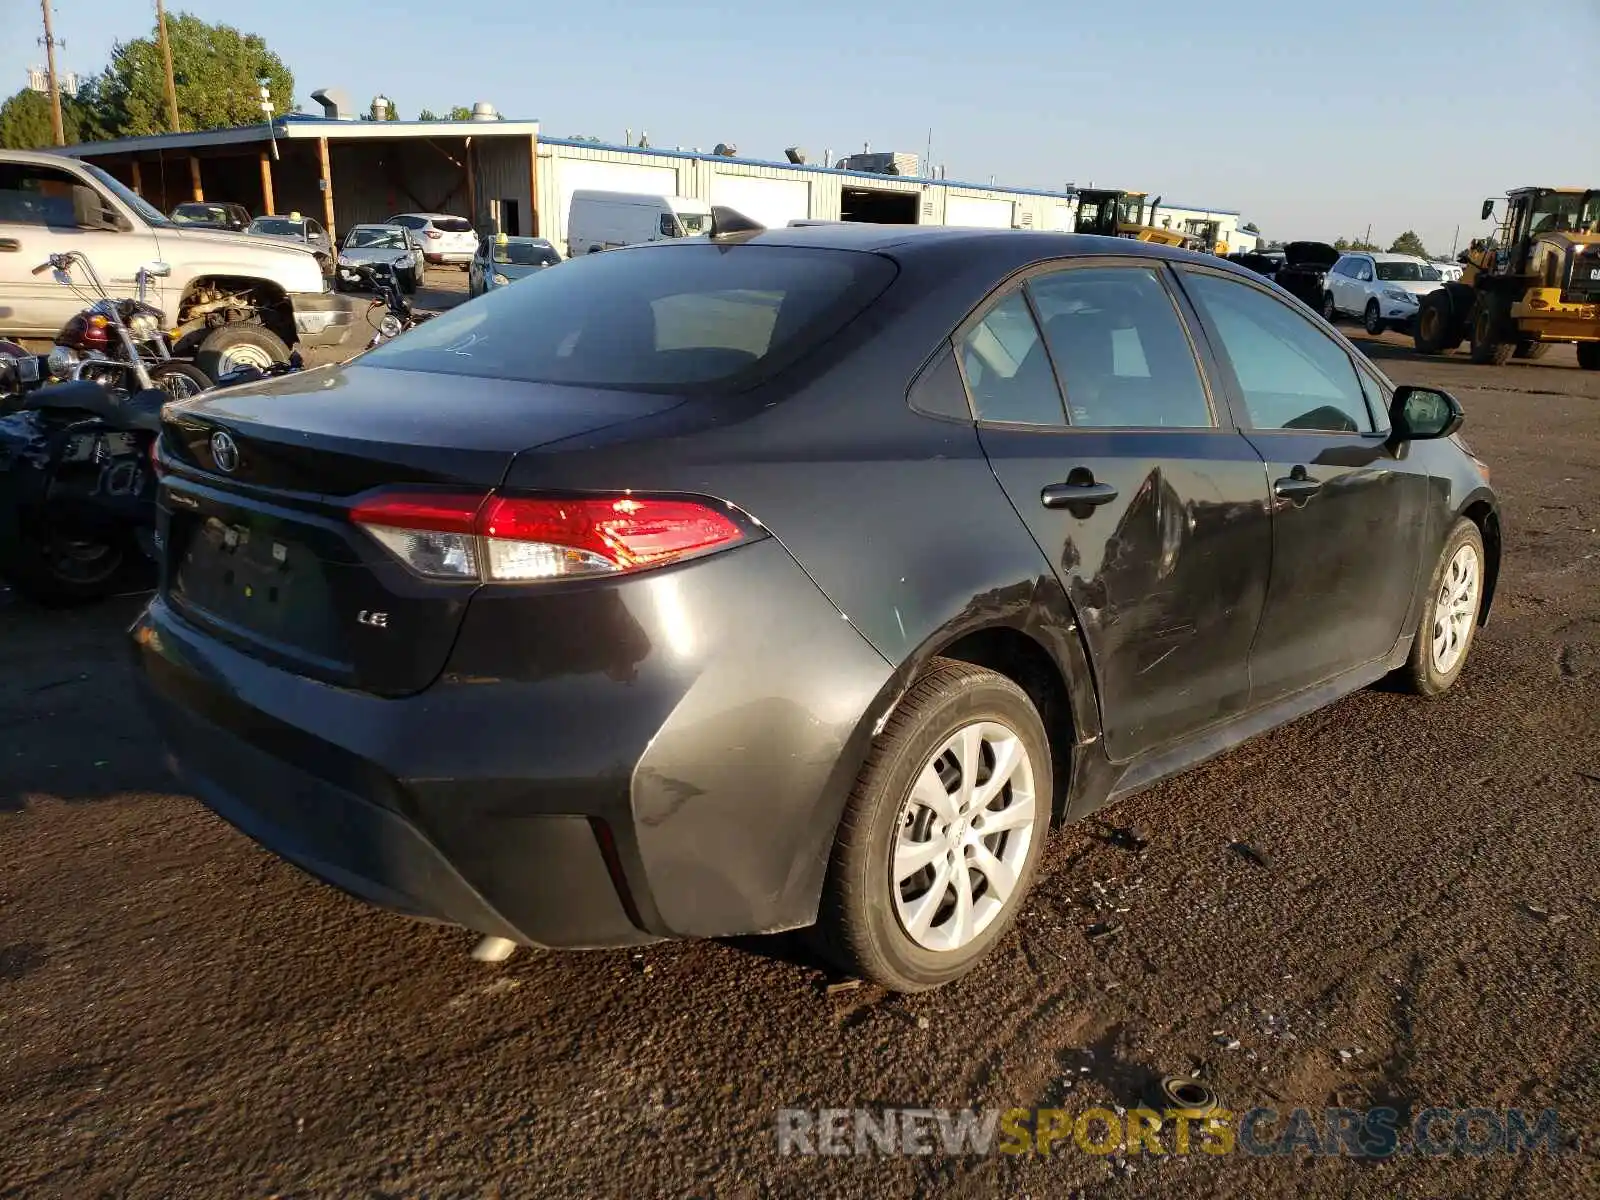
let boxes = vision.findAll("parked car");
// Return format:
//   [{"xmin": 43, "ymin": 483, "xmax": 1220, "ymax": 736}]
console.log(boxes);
[
  {"xmin": 1271, "ymin": 241, "xmax": 1340, "ymax": 313},
  {"xmin": 468, "ymin": 235, "xmax": 562, "ymax": 296},
  {"xmin": 1226, "ymin": 250, "xmax": 1285, "ymax": 280},
  {"xmin": 336, "ymin": 224, "xmax": 425, "ymax": 293},
  {"xmin": 566, "ymin": 189, "xmax": 712, "ymax": 258},
  {"xmin": 133, "ymin": 228, "xmax": 1498, "ymax": 993},
  {"xmin": 0, "ymin": 148, "xmax": 360, "ymax": 376},
  {"xmin": 170, "ymin": 201, "xmax": 251, "ymax": 232},
  {"xmin": 1323, "ymin": 252, "xmax": 1445, "ymax": 334},
  {"xmin": 1432, "ymin": 260, "xmax": 1465, "ymax": 283},
  {"xmin": 246, "ymin": 213, "xmax": 334, "ymax": 271},
  {"xmin": 385, "ymin": 212, "xmax": 477, "ymax": 268}
]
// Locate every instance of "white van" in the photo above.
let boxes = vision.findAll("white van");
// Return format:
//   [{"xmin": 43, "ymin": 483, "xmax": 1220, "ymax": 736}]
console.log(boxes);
[{"xmin": 566, "ymin": 190, "xmax": 713, "ymax": 257}]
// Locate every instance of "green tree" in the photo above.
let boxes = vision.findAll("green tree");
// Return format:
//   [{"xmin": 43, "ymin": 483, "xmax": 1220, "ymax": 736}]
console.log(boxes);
[
  {"xmin": 95, "ymin": 13, "xmax": 294, "ymax": 136},
  {"xmin": 447, "ymin": 106, "xmax": 473, "ymax": 121},
  {"xmin": 417, "ymin": 108, "xmax": 438, "ymax": 121},
  {"xmin": 0, "ymin": 89, "xmax": 66, "ymax": 149},
  {"xmin": 1335, "ymin": 235, "xmax": 1380, "ymax": 252},
  {"xmin": 1388, "ymin": 229, "xmax": 1429, "ymax": 258}
]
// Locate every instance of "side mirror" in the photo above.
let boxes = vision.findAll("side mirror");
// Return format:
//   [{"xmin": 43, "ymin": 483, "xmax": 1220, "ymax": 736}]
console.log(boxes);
[
  {"xmin": 1390, "ymin": 385, "xmax": 1463, "ymax": 441},
  {"xmin": 1481, "ymin": 199, "xmax": 1496, "ymax": 221},
  {"xmin": 72, "ymin": 185, "xmax": 116, "ymax": 231},
  {"xmin": 141, "ymin": 261, "xmax": 172, "ymax": 279}
]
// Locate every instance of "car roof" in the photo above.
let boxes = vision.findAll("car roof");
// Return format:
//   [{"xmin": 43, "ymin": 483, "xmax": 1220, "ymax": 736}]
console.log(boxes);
[
  {"xmin": 1365, "ymin": 252, "xmax": 1428, "ymax": 263},
  {"xmin": 350, "ymin": 222, "xmax": 404, "ymax": 230},
  {"xmin": 394, "ymin": 212, "xmax": 465, "ymax": 221},
  {"xmin": 700, "ymin": 222, "xmax": 1238, "ymax": 264}
]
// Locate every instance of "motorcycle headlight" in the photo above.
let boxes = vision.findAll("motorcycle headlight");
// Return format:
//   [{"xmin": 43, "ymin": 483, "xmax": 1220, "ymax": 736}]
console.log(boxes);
[
  {"xmin": 46, "ymin": 345, "xmax": 79, "ymax": 377},
  {"xmin": 379, "ymin": 314, "xmax": 404, "ymax": 339},
  {"xmin": 128, "ymin": 311, "xmax": 161, "ymax": 340}
]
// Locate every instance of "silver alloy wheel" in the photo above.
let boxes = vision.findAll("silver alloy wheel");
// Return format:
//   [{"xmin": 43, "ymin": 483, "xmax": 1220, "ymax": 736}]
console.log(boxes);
[
  {"xmin": 156, "ymin": 372, "xmax": 205, "ymax": 400},
  {"xmin": 891, "ymin": 721, "xmax": 1037, "ymax": 952},
  {"xmin": 216, "ymin": 341, "xmax": 276, "ymax": 373},
  {"xmin": 1431, "ymin": 542, "xmax": 1481, "ymax": 675}
]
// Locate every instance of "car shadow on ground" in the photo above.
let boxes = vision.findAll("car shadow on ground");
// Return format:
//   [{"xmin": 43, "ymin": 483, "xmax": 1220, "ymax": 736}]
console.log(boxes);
[{"xmin": 0, "ymin": 591, "xmax": 174, "ymax": 812}]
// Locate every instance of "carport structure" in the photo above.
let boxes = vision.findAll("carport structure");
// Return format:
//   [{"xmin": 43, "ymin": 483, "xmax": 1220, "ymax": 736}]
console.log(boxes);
[{"xmin": 58, "ymin": 113, "xmax": 542, "ymax": 246}]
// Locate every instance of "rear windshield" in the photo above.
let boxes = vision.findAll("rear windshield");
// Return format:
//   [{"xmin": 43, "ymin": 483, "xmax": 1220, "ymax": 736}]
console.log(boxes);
[
  {"xmin": 1375, "ymin": 262, "xmax": 1435, "ymax": 281},
  {"xmin": 361, "ymin": 244, "xmax": 897, "ymax": 392},
  {"xmin": 432, "ymin": 217, "xmax": 473, "ymax": 232}
]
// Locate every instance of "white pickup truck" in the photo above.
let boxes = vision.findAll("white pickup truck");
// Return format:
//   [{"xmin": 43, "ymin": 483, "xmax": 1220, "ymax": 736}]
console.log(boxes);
[{"xmin": 0, "ymin": 148, "xmax": 362, "ymax": 375}]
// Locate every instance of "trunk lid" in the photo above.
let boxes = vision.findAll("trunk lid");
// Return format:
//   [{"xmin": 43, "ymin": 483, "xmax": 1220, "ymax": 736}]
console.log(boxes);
[
  {"xmin": 1284, "ymin": 241, "xmax": 1340, "ymax": 268},
  {"xmin": 157, "ymin": 362, "xmax": 682, "ymax": 695}
]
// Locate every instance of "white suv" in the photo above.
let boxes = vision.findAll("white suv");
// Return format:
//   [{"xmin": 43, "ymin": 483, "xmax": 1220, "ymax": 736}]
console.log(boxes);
[
  {"xmin": 385, "ymin": 212, "xmax": 477, "ymax": 269},
  {"xmin": 1322, "ymin": 252, "xmax": 1445, "ymax": 335}
]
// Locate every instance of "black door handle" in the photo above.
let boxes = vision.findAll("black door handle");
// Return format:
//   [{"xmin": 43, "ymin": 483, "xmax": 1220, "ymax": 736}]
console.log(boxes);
[
  {"xmin": 1273, "ymin": 469, "xmax": 1322, "ymax": 501},
  {"xmin": 0, "ymin": 239, "xmax": 19, "ymax": 252},
  {"xmin": 1042, "ymin": 480, "xmax": 1119, "ymax": 509}
]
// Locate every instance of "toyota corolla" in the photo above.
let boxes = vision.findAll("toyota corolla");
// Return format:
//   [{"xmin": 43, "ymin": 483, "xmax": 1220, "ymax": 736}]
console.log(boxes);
[{"xmin": 134, "ymin": 225, "xmax": 1499, "ymax": 992}]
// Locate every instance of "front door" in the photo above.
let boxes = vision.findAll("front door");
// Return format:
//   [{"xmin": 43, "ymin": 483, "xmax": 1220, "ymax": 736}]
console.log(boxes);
[
  {"xmin": 1176, "ymin": 266, "xmax": 1430, "ymax": 702},
  {"xmin": 958, "ymin": 261, "xmax": 1274, "ymax": 762}
]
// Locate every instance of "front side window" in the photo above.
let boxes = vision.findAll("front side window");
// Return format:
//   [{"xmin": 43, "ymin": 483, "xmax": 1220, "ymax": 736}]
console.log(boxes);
[
  {"xmin": 957, "ymin": 290, "xmax": 1065, "ymax": 426},
  {"xmin": 1180, "ymin": 271, "xmax": 1373, "ymax": 433},
  {"xmin": 1027, "ymin": 266, "xmax": 1212, "ymax": 428},
  {"xmin": 362, "ymin": 243, "xmax": 896, "ymax": 392}
]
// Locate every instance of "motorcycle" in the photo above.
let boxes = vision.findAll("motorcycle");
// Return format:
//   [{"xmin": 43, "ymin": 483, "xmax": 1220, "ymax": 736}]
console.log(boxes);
[
  {"xmin": 32, "ymin": 253, "xmax": 212, "ymax": 401},
  {"xmin": 0, "ymin": 257, "xmax": 185, "ymax": 602}
]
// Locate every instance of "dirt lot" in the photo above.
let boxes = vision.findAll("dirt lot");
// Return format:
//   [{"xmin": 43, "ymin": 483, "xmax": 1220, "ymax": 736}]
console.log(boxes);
[{"xmin": 2, "ymin": 325, "xmax": 1598, "ymax": 1199}]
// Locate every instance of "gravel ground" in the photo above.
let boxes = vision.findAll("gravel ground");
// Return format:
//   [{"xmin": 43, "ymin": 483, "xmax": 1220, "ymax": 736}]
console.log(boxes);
[{"xmin": 2, "ymin": 324, "xmax": 1597, "ymax": 1199}]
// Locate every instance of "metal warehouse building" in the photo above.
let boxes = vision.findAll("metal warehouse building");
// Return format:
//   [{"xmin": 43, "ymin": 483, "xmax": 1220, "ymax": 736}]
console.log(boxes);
[{"xmin": 58, "ymin": 107, "xmax": 1244, "ymax": 254}]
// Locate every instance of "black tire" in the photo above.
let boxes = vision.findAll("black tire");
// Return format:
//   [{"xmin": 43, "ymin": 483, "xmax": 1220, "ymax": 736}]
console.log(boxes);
[
  {"xmin": 1413, "ymin": 291, "xmax": 1461, "ymax": 355},
  {"xmin": 816, "ymin": 658, "xmax": 1052, "ymax": 992},
  {"xmin": 1391, "ymin": 519, "xmax": 1486, "ymax": 697},
  {"xmin": 1364, "ymin": 300, "xmax": 1386, "ymax": 336},
  {"xmin": 195, "ymin": 324, "xmax": 291, "ymax": 379},
  {"xmin": 1578, "ymin": 342, "xmax": 1600, "ymax": 371},
  {"xmin": 1469, "ymin": 302, "xmax": 1514, "ymax": 365},
  {"xmin": 1321, "ymin": 291, "xmax": 1338, "ymax": 323},
  {"xmin": 2, "ymin": 526, "xmax": 128, "ymax": 606},
  {"xmin": 1513, "ymin": 340, "xmax": 1549, "ymax": 360},
  {"xmin": 148, "ymin": 359, "xmax": 212, "ymax": 398}
]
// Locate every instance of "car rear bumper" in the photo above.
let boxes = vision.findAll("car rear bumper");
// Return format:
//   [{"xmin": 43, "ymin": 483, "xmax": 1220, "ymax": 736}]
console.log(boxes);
[
  {"xmin": 130, "ymin": 538, "xmax": 894, "ymax": 947},
  {"xmin": 424, "ymin": 250, "xmax": 473, "ymax": 264},
  {"xmin": 291, "ymin": 291, "xmax": 363, "ymax": 349}
]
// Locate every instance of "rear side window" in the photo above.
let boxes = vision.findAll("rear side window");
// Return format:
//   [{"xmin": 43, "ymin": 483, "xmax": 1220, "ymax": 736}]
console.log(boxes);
[
  {"xmin": 1028, "ymin": 267, "xmax": 1213, "ymax": 428},
  {"xmin": 0, "ymin": 163, "xmax": 78, "ymax": 227},
  {"xmin": 361, "ymin": 244, "xmax": 897, "ymax": 392},
  {"xmin": 957, "ymin": 291, "xmax": 1065, "ymax": 426},
  {"xmin": 1181, "ymin": 271, "xmax": 1373, "ymax": 433}
]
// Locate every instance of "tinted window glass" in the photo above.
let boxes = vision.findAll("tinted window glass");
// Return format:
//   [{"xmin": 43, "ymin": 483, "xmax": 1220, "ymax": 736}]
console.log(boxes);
[
  {"xmin": 907, "ymin": 344, "xmax": 971, "ymax": 421},
  {"xmin": 1181, "ymin": 272, "xmax": 1372, "ymax": 433},
  {"xmin": 957, "ymin": 290, "xmax": 1065, "ymax": 425},
  {"xmin": 362, "ymin": 244, "xmax": 896, "ymax": 392},
  {"xmin": 1374, "ymin": 261, "xmax": 1429, "ymax": 281},
  {"xmin": 1357, "ymin": 368, "xmax": 1388, "ymax": 432},
  {"xmin": 1029, "ymin": 267, "xmax": 1212, "ymax": 428},
  {"xmin": 433, "ymin": 217, "xmax": 473, "ymax": 232},
  {"xmin": 0, "ymin": 163, "xmax": 78, "ymax": 227}
]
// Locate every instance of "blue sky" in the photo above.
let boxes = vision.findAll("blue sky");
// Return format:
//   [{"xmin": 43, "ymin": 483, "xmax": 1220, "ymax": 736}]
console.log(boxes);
[{"xmin": 11, "ymin": 0, "xmax": 1599, "ymax": 254}]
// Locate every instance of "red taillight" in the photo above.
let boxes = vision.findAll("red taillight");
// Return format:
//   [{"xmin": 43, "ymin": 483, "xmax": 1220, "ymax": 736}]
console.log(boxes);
[{"xmin": 351, "ymin": 491, "xmax": 747, "ymax": 582}]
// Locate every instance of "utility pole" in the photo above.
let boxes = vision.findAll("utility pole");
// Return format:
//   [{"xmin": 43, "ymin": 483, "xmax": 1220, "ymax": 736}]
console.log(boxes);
[
  {"xmin": 39, "ymin": 0, "xmax": 65, "ymax": 146},
  {"xmin": 1364, "ymin": 222, "xmax": 1372, "ymax": 249},
  {"xmin": 156, "ymin": 0, "xmax": 180, "ymax": 133},
  {"xmin": 1451, "ymin": 224, "xmax": 1459, "ymax": 257}
]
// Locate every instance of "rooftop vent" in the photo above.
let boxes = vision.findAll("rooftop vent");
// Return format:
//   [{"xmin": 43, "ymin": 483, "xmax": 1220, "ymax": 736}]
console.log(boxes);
[
  {"xmin": 840, "ymin": 150, "xmax": 919, "ymax": 177},
  {"xmin": 785, "ymin": 146, "xmax": 807, "ymax": 165},
  {"xmin": 369, "ymin": 95, "xmax": 391, "ymax": 121},
  {"xmin": 310, "ymin": 87, "xmax": 354, "ymax": 120},
  {"xmin": 471, "ymin": 101, "xmax": 499, "ymax": 121},
  {"xmin": 713, "ymin": 142, "xmax": 737, "ymax": 157}
]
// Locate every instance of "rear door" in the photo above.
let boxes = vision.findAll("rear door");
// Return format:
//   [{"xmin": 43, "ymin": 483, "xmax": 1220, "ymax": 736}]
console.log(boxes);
[
  {"xmin": 1174, "ymin": 265, "xmax": 1429, "ymax": 703},
  {"xmin": 961, "ymin": 259, "xmax": 1274, "ymax": 762}
]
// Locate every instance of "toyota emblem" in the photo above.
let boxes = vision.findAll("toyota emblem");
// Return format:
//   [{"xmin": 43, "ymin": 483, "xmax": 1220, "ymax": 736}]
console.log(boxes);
[{"xmin": 210, "ymin": 430, "xmax": 239, "ymax": 473}]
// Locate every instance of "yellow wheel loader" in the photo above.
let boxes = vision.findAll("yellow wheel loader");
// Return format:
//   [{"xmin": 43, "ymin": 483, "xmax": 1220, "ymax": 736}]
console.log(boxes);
[
  {"xmin": 1072, "ymin": 189, "xmax": 1189, "ymax": 248},
  {"xmin": 1414, "ymin": 188, "xmax": 1600, "ymax": 368}
]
